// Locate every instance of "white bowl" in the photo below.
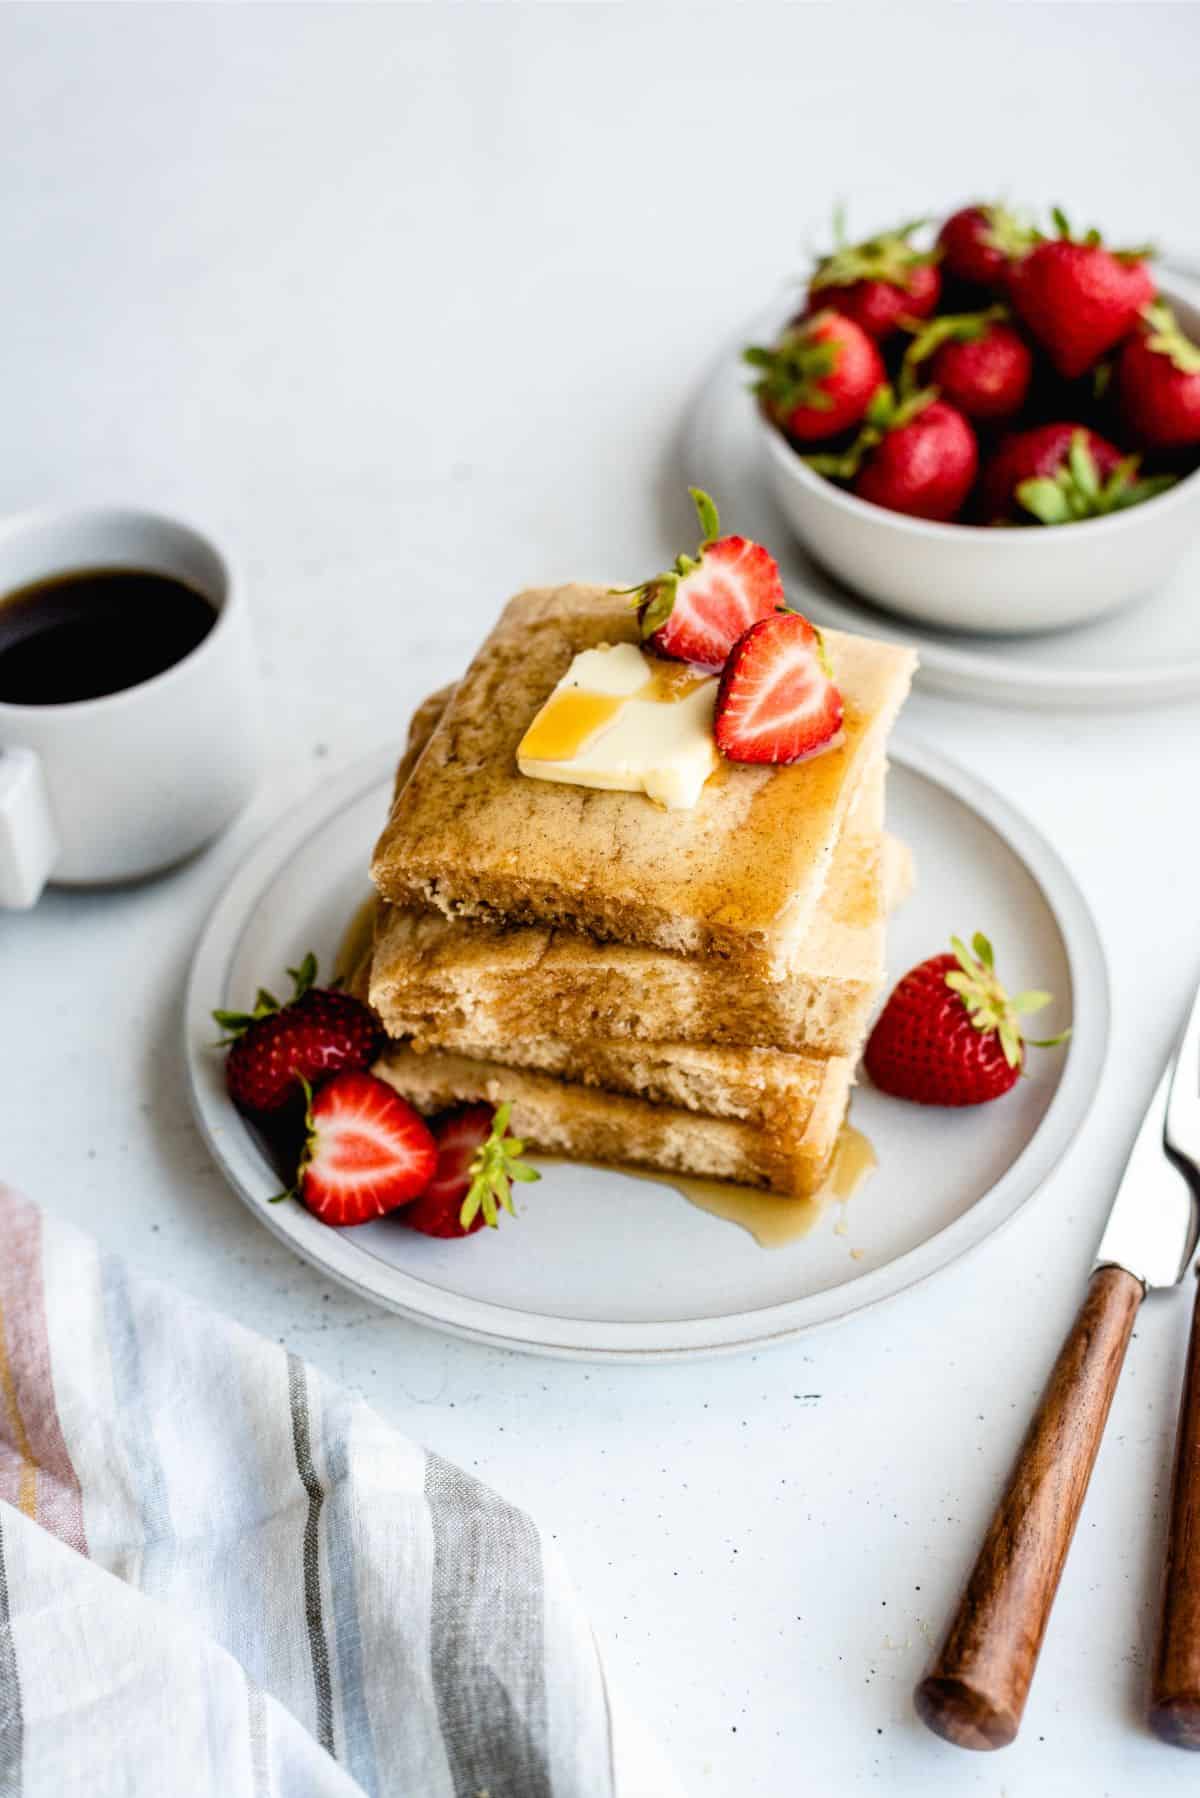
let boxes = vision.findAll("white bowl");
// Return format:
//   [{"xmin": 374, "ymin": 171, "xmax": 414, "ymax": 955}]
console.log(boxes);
[{"xmin": 755, "ymin": 282, "xmax": 1200, "ymax": 636}]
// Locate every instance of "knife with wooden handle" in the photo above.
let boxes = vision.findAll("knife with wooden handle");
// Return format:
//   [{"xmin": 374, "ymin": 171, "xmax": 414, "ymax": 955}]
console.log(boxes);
[{"xmin": 916, "ymin": 977, "xmax": 1200, "ymax": 1752}]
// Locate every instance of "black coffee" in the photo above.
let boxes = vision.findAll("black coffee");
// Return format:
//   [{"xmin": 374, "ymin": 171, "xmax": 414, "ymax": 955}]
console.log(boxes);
[{"xmin": 0, "ymin": 567, "xmax": 218, "ymax": 705}]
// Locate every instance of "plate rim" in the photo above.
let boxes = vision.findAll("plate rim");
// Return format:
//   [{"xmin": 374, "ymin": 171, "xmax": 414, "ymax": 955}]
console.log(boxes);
[
  {"xmin": 686, "ymin": 294, "xmax": 1200, "ymax": 710},
  {"xmin": 184, "ymin": 740, "xmax": 1109, "ymax": 1362}
]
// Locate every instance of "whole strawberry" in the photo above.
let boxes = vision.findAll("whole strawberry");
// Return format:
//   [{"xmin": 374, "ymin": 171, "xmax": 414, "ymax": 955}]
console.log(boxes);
[
  {"xmin": 215, "ymin": 954, "xmax": 383, "ymax": 1116},
  {"xmin": 621, "ymin": 488, "xmax": 783, "ymax": 671},
  {"xmin": 808, "ymin": 215, "xmax": 941, "ymax": 341},
  {"xmin": 978, "ymin": 422, "xmax": 1174, "ymax": 525},
  {"xmin": 936, "ymin": 204, "xmax": 1034, "ymax": 294},
  {"xmin": 400, "ymin": 1101, "xmax": 539, "ymax": 1238},
  {"xmin": 807, "ymin": 386, "xmax": 978, "ymax": 523},
  {"xmin": 744, "ymin": 310, "xmax": 885, "ymax": 443},
  {"xmin": 865, "ymin": 933, "xmax": 1067, "ymax": 1107},
  {"xmin": 902, "ymin": 307, "xmax": 1033, "ymax": 425},
  {"xmin": 1118, "ymin": 303, "xmax": 1200, "ymax": 449},
  {"xmin": 1008, "ymin": 210, "xmax": 1156, "ymax": 378}
]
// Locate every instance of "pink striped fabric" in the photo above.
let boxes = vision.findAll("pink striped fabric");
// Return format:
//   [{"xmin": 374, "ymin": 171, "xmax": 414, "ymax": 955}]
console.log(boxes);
[
  {"xmin": 0, "ymin": 1187, "xmax": 656, "ymax": 1798},
  {"xmin": 0, "ymin": 1189, "xmax": 86, "ymax": 1553}
]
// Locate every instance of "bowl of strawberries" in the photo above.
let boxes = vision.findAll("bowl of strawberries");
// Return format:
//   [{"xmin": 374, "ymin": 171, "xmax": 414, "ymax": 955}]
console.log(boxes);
[{"xmin": 748, "ymin": 204, "xmax": 1200, "ymax": 635}]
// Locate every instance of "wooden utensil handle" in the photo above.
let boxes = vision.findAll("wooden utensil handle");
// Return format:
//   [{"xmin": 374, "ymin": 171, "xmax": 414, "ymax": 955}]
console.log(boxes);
[
  {"xmin": 915, "ymin": 1263, "xmax": 1142, "ymax": 1751},
  {"xmin": 1151, "ymin": 1271, "xmax": 1200, "ymax": 1748}
]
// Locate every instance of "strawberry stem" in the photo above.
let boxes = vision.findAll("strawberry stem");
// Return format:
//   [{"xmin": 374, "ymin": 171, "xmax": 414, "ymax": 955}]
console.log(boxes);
[
  {"xmin": 810, "ymin": 214, "xmax": 939, "ymax": 292},
  {"xmin": 212, "ymin": 953, "xmax": 321, "ymax": 1042},
  {"xmin": 1143, "ymin": 302, "xmax": 1200, "ymax": 375},
  {"xmin": 1044, "ymin": 205, "xmax": 1154, "ymax": 262},
  {"xmin": 459, "ymin": 1100, "xmax": 541, "ymax": 1230},
  {"xmin": 900, "ymin": 304, "xmax": 1007, "ymax": 379},
  {"xmin": 1016, "ymin": 430, "xmax": 1175, "ymax": 526},
  {"xmin": 803, "ymin": 381, "xmax": 936, "ymax": 481},
  {"xmin": 614, "ymin": 489, "xmax": 724, "ymax": 642},
  {"xmin": 943, "ymin": 934, "xmax": 1069, "ymax": 1071},
  {"xmin": 744, "ymin": 322, "xmax": 840, "ymax": 416}
]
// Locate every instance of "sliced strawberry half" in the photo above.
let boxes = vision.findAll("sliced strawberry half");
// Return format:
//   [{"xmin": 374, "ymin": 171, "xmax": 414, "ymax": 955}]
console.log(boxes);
[
  {"xmin": 622, "ymin": 488, "xmax": 783, "ymax": 671},
  {"xmin": 714, "ymin": 612, "xmax": 844, "ymax": 766},
  {"xmin": 283, "ymin": 1071, "xmax": 437, "ymax": 1226},
  {"xmin": 400, "ymin": 1101, "xmax": 540, "ymax": 1239}
]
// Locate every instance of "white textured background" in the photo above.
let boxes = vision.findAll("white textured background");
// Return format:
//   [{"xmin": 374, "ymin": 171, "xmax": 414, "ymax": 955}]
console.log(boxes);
[{"xmin": 2, "ymin": 5, "xmax": 1200, "ymax": 1793}]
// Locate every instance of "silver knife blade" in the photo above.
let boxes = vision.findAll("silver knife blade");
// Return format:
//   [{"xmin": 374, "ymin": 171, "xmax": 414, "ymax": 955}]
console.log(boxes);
[{"xmin": 1094, "ymin": 977, "xmax": 1200, "ymax": 1292}]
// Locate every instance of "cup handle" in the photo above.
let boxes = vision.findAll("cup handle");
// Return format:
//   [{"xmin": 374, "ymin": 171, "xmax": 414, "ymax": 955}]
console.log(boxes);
[{"xmin": 0, "ymin": 747, "xmax": 60, "ymax": 908}]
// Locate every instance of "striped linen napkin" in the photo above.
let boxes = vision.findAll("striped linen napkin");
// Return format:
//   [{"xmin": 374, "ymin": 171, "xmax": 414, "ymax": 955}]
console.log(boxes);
[{"xmin": 0, "ymin": 1186, "xmax": 677, "ymax": 1798}]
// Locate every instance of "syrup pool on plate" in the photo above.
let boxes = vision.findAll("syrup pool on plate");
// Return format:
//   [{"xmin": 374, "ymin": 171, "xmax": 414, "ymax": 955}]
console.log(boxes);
[
  {"xmin": 540, "ymin": 1124, "xmax": 877, "ymax": 1249},
  {"xmin": 659, "ymin": 1124, "xmax": 877, "ymax": 1247}
]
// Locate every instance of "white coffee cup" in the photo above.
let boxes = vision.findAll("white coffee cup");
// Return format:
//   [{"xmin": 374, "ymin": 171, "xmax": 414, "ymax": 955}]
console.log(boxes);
[{"xmin": 0, "ymin": 505, "xmax": 261, "ymax": 907}]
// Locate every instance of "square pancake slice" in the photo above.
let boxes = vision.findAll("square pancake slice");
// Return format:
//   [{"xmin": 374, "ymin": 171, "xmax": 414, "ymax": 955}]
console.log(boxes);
[
  {"xmin": 367, "ymin": 693, "xmax": 900, "ymax": 1057},
  {"xmin": 370, "ymin": 585, "xmax": 915, "ymax": 975},
  {"xmin": 373, "ymin": 1046, "xmax": 854, "ymax": 1199},
  {"xmin": 367, "ymin": 695, "xmax": 894, "ymax": 1057}
]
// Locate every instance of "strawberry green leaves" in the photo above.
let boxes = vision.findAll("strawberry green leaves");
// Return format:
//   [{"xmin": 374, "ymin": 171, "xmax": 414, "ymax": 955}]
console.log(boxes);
[
  {"xmin": 802, "ymin": 381, "xmax": 937, "ymax": 481},
  {"xmin": 1143, "ymin": 303, "xmax": 1200, "ymax": 376},
  {"xmin": 943, "ymin": 932, "xmax": 1069, "ymax": 1071},
  {"xmin": 1016, "ymin": 429, "xmax": 1175, "ymax": 526},
  {"xmin": 691, "ymin": 487, "xmax": 720, "ymax": 544},
  {"xmin": 901, "ymin": 305, "xmax": 1007, "ymax": 376},
  {"xmin": 744, "ymin": 334, "xmax": 840, "ymax": 414},
  {"xmin": 213, "ymin": 952, "xmax": 319, "ymax": 1040},
  {"xmin": 811, "ymin": 215, "xmax": 939, "ymax": 294},
  {"xmin": 616, "ymin": 486, "xmax": 719, "ymax": 640},
  {"xmin": 1048, "ymin": 206, "xmax": 1155, "ymax": 264},
  {"xmin": 459, "ymin": 1100, "xmax": 540, "ymax": 1231}
]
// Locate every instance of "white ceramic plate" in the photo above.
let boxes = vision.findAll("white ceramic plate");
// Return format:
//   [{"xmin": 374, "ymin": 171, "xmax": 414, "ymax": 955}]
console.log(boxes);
[
  {"xmin": 185, "ymin": 744, "xmax": 1107, "ymax": 1361},
  {"xmin": 683, "ymin": 277, "xmax": 1200, "ymax": 709}
]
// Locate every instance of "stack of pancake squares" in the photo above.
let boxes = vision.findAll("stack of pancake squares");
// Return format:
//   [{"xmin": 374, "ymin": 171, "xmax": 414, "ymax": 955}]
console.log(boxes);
[{"xmin": 355, "ymin": 584, "xmax": 916, "ymax": 1199}]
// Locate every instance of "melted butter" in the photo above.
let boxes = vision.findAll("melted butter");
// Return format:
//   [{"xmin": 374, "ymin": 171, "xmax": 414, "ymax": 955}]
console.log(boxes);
[
  {"xmin": 518, "ymin": 688, "xmax": 625, "ymax": 762},
  {"xmin": 334, "ymin": 892, "xmax": 379, "ymax": 985}
]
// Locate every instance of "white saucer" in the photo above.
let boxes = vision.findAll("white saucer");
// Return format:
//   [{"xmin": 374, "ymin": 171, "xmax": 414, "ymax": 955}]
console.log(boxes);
[
  {"xmin": 184, "ymin": 742, "xmax": 1107, "ymax": 1361},
  {"xmin": 683, "ymin": 280, "xmax": 1200, "ymax": 709}
]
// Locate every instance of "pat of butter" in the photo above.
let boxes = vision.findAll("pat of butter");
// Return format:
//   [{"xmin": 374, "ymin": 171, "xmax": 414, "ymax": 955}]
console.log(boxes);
[{"xmin": 518, "ymin": 643, "xmax": 718, "ymax": 810}]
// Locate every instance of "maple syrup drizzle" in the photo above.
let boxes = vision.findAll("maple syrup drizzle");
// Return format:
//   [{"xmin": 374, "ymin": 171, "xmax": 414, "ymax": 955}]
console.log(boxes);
[
  {"xmin": 334, "ymin": 892, "xmax": 379, "ymax": 985},
  {"xmin": 517, "ymin": 688, "xmax": 626, "ymax": 761}
]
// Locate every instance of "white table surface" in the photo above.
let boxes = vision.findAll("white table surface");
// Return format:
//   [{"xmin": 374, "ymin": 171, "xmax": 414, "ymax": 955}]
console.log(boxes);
[{"xmin": 2, "ymin": 6, "xmax": 1199, "ymax": 1794}]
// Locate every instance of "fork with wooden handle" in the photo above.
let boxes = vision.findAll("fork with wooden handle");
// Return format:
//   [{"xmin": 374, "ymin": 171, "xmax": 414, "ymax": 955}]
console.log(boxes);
[{"xmin": 1151, "ymin": 1271, "xmax": 1200, "ymax": 1747}]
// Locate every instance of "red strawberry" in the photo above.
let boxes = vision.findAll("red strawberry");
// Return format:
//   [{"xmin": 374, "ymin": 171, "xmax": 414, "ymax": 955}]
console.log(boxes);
[
  {"xmin": 1118, "ymin": 303, "xmax": 1200, "ymax": 449},
  {"xmin": 936, "ymin": 204, "xmax": 1034, "ymax": 293},
  {"xmin": 807, "ymin": 387, "xmax": 977, "ymax": 523},
  {"xmin": 902, "ymin": 307, "xmax": 1032, "ymax": 425},
  {"xmin": 284, "ymin": 1072, "xmax": 437, "ymax": 1224},
  {"xmin": 865, "ymin": 933, "xmax": 1067, "ymax": 1107},
  {"xmin": 744, "ymin": 310, "xmax": 886, "ymax": 443},
  {"xmin": 624, "ymin": 489, "xmax": 783, "ymax": 671},
  {"xmin": 1008, "ymin": 210, "xmax": 1156, "ymax": 378},
  {"xmin": 400, "ymin": 1101, "xmax": 539, "ymax": 1237},
  {"xmin": 978, "ymin": 422, "xmax": 1173, "ymax": 525},
  {"xmin": 714, "ymin": 611, "xmax": 843, "ymax": 765},
  {"xmin": 808, "ymin": 216, "xmax": 941, "ymax": 341},
  {"xmin": 215, "ymin": 954, "xmax": 383, "ymax": 1115}
]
